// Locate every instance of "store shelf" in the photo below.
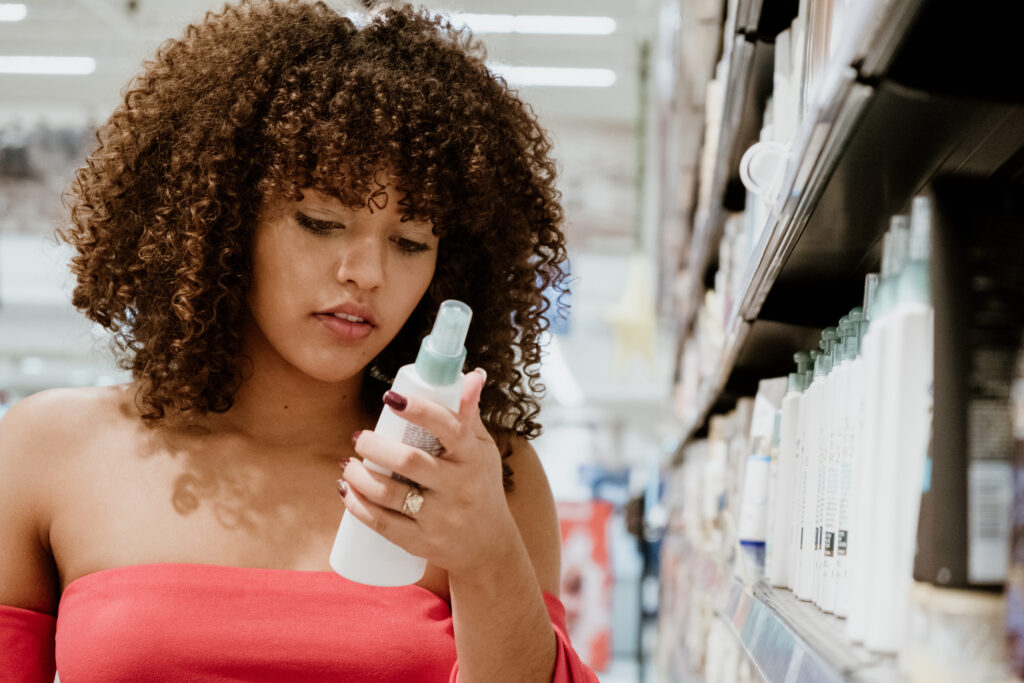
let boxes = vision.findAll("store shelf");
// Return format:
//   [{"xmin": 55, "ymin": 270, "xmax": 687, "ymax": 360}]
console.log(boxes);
[
  {"xmin": 736, "ymin": 0, "xmax": 799, "ymax": 40},
  {"xmin": 676, "ymin": 0, "xmax": 1024, "ymax": 441},
  {"xmin": 720, "ymin": 579, "xmax": 901, "ymax": 683},
  {"xmin": 674, "ymin": 0, "xmax": 926, "ymax": 386},
  {"xmin": 751, "ymin": 80, "xmax": 1024, "ymax": 329},
  {"xmin": 682, "ymin": 34, "xmax": 775, "ymax": 334},
  {"xmin": 676, "ymin": 316, "xmax": 819, "ymax": 447}
]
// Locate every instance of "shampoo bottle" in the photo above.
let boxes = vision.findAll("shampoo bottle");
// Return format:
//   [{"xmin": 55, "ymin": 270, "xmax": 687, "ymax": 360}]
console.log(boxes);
[
  {"xmin": 785, "ymin": 351, "xmax": 813, "ymax": 591},
  {"xmin": 863, "ymin": 219, "xmax": 912, "ymax": 652},
  {"xmin": 847, "ymin": 268, "xmax": 888, "ymax": 643},
  {"xmin": 835, "ymin": 306, "xmax": 865, "ymax": 617},
  {"xmin": 822, "ymin": 316, "xmax": 853, "ymax": 613},
  {"xmin": 330, "ymin": 300, "xmax": 472, "ymax": 586},
  {"xmin": 812, "ymin": 326, "xmax": 838, "ymax": 607},
  {"xmin": 796, "ymin": 348, "xmax": 822, "ymax": 600},
  {"xmin": 848, "ymin": 221, "xmax": 907, "ymax": 643},
  {"xmin": 866, "ymin": 197, "xmax": 935, "ymax": 653}
]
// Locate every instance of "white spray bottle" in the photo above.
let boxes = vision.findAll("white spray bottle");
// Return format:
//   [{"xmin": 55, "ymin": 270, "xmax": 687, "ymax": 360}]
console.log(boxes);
[{"xmin": 330, "ymin": 300, "xmax": 472, "ymax": 586}]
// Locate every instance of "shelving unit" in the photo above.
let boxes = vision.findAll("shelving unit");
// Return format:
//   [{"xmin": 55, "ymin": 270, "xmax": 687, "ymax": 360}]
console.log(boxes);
[
  {"xmin": 658, "ymin": 0, "xmax": 1024, "ymax": 679},
  {"xmin": 720, "ymin": 580, "xmax": 899, "ymax": 683},
  {"xmin": 672, "ymin": 0, "xmax": 1024, "ymax": 451}
]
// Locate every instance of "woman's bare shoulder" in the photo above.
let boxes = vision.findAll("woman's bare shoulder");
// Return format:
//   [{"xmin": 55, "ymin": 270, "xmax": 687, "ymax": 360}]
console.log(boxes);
[
  {"xmin": 0, "ymin": 386, "xmax": 137, "ymax": 613},
  {"xmin": 0, "ymin": 384, "xmax": 138, "ymax": 462}
]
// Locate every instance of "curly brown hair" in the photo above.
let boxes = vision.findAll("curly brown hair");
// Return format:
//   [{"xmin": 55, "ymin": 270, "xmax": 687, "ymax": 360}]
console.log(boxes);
[{"xmin": 60, "ymin": 0, "xmax": 568, "ymax": 485}]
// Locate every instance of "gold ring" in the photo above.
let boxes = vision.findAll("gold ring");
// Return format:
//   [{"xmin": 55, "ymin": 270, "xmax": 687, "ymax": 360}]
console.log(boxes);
[{"xmin": 402, "ymin": 488, "xmax": 424, "ymax": 517}]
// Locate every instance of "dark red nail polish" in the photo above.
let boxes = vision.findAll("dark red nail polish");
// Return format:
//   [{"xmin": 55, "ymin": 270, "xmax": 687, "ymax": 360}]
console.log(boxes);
[
  {"xmin": 352, "ymin": 431, "xmax": 362, "ymax": 446},
  {"xmin": 337, "ymin": 479, "xmax": 348, "ymax": 496},
  {"xmin": 383, "ymin": 391, "xmax": 408, "ymax": 412}
]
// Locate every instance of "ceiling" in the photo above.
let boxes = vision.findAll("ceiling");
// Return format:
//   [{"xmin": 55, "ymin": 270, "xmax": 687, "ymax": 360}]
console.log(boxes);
[
  {"xmin": 1, "ymin": 0, "xmax": 653, "ymax": 125},
  {"xmin": 1, "ymin": 0, "xmax": 658, "ymax": 251}
]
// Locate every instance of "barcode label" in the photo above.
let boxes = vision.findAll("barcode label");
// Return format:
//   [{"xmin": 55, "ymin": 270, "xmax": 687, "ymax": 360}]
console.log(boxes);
[{"xmin": 968, "ymin": 460, "xmax": 1012, "ymax": 584}]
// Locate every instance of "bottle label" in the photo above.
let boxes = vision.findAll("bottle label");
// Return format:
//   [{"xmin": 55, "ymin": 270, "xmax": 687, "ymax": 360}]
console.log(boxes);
[
  {"xmin": 824, "ymin": 531, "xmax": 834, "ymax": 557},
  {"xmin": 838, "ymin": 530, "xmax": 848, "ymax": 556},
  {"xmin": 968, "ymin": 459, "xmax": 1012, "ymax": 583},
  {"xmin": 401, "ymin": 422, "xmax": 444, "ymax": 457}
]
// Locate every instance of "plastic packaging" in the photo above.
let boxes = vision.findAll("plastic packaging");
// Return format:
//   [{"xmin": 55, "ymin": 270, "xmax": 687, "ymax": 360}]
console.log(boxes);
[{"xmin": 330, "ymin": 300, "xmax": 472, "ymax": 586}]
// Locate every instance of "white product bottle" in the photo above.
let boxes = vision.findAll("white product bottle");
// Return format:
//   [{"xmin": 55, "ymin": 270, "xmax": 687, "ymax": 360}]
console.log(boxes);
[
  {"xmin": 821, "ymin": 319, "xmax": 853, "ymax": 614},
  {"xmin": 854, "ymin": 218, "xmax": 908, "ymax": 642},
  {"xmin": 844, "ymin": 279, "xmax": 878, "ymax": 625},
  {"xmin": 797, "ymin": 346, "xmax": 828, "ymax": 601},
  {"xmin": 813, "ymin": 327, "xmax": 838, "ymax": 607},
  {"xmin": 785, "ymin": 352, "xmax": 813, "ymax": 591},
  {"xmin": 835, "ymin": 306, "xmax": 866, "ymax": 618},
  {"xmin": 795, "ymin": 350, "xmax": 819, "ymax": 599},
  {"xmin": 866, "ymin": 199, "xmax": 933, "ymax": 653},
  {"xmin": 848, "ymin": 268, "xmax": 888, "ymax": 641},
  {"xmin": 771, "ymin": 370, "xmax": 802, "ymax": 588},
  {"xmin": 330, "ymin": 300, "xmax": 472, "ymax": 586}
]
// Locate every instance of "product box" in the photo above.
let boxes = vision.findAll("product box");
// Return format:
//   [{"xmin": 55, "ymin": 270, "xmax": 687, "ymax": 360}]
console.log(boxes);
[{"xmin": 914, "ymin": 179, "xmax": 1024, "ymax": 589}]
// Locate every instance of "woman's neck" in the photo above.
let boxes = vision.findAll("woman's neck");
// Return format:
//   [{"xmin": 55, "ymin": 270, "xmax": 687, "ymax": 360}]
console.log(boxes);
[{"xmin": 205, "ymin": 327, "xmax": 375, "ymax": 455}]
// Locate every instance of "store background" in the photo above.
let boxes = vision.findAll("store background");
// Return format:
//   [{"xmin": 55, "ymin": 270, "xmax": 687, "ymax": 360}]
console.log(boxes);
[{"xmin": 4, "ymin": 0, "xmax": 1023, "ymax": 681}]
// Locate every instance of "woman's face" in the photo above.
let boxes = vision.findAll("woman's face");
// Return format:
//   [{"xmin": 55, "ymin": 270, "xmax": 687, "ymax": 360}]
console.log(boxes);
[{"xmin": 246, "ymin": 186, "xmax": 439, "ymax": 383}]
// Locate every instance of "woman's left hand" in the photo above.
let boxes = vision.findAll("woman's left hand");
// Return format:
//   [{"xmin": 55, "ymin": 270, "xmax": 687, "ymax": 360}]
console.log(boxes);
[{"xmin": 339, "ymin": 368, "xmax": 520, "ymax": 576}]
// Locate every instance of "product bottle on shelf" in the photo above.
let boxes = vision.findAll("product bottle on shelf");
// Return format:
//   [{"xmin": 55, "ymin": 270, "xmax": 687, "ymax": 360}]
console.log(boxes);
[
  {"xmin": 779, "ymin": 353, "xmax": 811, "ymax": 590},
  {"xmin": 835, "ymin": 306, "xmax": 865, "ymax": 618},
  {"xmin": 744, "ymin": 378, "xmax": 787, "ymax": 579},
  {"xmin": 848, "ymin": 220, "xmax": 907, "ymax": 643},
  {"xmin": 846, "ymin": 273, "xmax": 879, "ymax": 637},
  {"xmin": 864, "ymin": 216, "xmax": 916, "ymax": 653},
  {"xmin": 868, "ymin": 197, "xmax": 934, "ymax": 652},
  {"xmin": 795, "ymin": 348, "xmax": 821, "ymax": 600},
  {"xmin": 822, "ymin": 316, "xmax": 854, "ymax": 614},
  {"xmin": 812, "ymin": 326, "xmax": 838, "ymax": 607}
]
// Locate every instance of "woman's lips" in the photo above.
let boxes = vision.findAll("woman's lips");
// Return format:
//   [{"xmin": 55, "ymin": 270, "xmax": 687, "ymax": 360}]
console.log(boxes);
[{"xmin": 314, "ymin": 313, "xmax": 374, "ymax": 340}]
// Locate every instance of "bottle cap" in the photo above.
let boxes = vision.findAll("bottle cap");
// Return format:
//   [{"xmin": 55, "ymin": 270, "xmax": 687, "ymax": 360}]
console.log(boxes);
[
  {"xmin": 788, "ymin": 371, "xmax": 803, "ymax": 393},
  {"xmin": 863, "ymin": 274, "xmax": 879, "ymax": 322},
  {"xmin": 847, "ymin": 307, "xmax": 865, "ymax": 356},
  {"xmin": 898, "ymin": 195, "xmax": 932, "ymax": 305},
  {"xmin": 794, "ymin": 350, "xmax": 813, "ymax": 374},
  {"xmin": 415, "ymin": 300, "xmax": 472, "ymax": 385}
]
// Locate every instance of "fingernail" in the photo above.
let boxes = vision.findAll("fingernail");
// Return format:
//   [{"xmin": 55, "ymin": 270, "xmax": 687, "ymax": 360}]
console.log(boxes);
[
  {"xmin": 383, "ymin": 391, "xmax": 407, "ymax": 412},
  {"xmin": 340, "ymin": 458, "xmax": 351, "ymax": 470},
  {"xmin": 351, "ymin": 431, "xmax": 362, "ymax": 446},
  {"xmin": 474, "ymin": 367, "xmax": 487, "ymax": 382},
  {"xmin": 337, "ymin": 479, "xmax": 348, "ymax": 496}
]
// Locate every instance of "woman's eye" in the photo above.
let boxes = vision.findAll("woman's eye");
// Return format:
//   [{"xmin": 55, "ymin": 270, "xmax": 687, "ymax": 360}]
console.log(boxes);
[
  {"xmin": 295, "ymin": 212, "xmax": 343, "ymax": 234},
  {"xmin": 393, "ymin": 237, "xmax": 430, "ymax": 254}
]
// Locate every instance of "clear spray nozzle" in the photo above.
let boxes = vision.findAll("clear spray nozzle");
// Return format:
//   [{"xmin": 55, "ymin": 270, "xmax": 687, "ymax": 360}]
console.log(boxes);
[
  {"xmin": 427, "ymin": 300, "xmax": 472, "ymax": 356},
  {"xmin": 415, "ymin": 300, "xmax": 473, "ymax": 386}
]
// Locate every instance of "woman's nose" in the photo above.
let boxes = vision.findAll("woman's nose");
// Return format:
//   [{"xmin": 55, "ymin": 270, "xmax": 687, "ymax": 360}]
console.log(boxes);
[{"xmin": 335, "ymin": 236, "xmax": 386, "ymax": 290}]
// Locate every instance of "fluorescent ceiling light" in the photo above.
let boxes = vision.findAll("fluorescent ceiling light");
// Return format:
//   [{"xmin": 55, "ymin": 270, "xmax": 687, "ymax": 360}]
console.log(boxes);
[
  {"xmin": 489, "ymin": 64, "xmax": 616, "ymax": 88},
  {"xmin": 0, "ymin": 56, "xmax": 96, "ymax": 75},
  {"xmin": 0, "ymin": 3, "xmax": 26, "ymax": 22},
  {"xmin": 452, "ymin": 13, "xmax": 616, "ymax": 35}
]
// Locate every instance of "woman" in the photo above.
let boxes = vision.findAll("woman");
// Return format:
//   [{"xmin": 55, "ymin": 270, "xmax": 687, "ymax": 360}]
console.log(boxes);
[{"xmin": 0, "ymin": 2, "xmax": 597, "ymax": 680}]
